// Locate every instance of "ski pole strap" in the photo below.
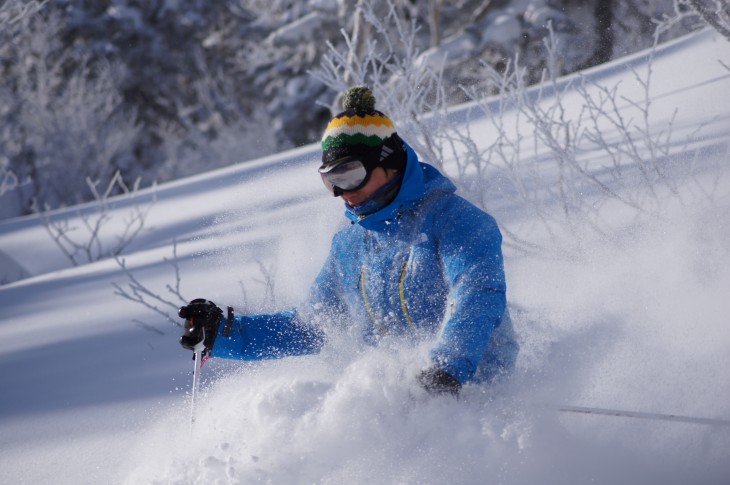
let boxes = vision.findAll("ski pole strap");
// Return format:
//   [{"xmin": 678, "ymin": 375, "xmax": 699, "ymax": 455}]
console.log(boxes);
[{"xmin": 223, "ymin": 306, "xmax": 234, "ymax": 337}]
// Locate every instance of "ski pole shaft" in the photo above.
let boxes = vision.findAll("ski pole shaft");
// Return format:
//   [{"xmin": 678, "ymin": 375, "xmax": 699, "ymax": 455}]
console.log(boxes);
[
  {"xmin": 190, "ymin": 342, "xmax": 205, "ymax": 429},
  {"xmin": 557, "ymin": 404, "xmax": 730, "ymax": 427}
]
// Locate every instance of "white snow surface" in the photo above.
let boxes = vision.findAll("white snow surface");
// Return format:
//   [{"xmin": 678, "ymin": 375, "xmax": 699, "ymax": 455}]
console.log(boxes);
[{"xmin": 1, "ymin": 29, "xmax": 730, "ymax": 485}]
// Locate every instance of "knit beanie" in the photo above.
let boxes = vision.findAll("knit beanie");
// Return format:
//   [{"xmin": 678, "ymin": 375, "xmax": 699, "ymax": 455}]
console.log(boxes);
[{"xmin": 321, "ymin": 86, "xmax": 406, "ymax": 170}]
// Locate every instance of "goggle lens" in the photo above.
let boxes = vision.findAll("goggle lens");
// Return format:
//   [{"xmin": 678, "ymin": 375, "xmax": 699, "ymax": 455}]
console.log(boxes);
[{"xmin": 319, "ymin": 159, "xmax": 369, "ymax": 194}]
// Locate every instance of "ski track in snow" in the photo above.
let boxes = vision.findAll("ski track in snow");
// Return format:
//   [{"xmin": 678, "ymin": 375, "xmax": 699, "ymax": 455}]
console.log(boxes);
[{"xmin": 1, "ymin": 29, "xmax": 730, "ymax": 485}]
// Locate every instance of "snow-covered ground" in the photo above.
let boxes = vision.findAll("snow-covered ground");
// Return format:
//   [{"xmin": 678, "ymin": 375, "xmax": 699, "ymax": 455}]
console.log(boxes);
[{"xmin": 1, "ymin": 28, "xmax": 729, "ymax": 485}]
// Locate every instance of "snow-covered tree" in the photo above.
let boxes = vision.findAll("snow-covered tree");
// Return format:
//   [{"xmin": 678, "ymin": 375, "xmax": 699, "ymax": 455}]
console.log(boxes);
[
  {"xmin": 0, "ymin": 0, "xmax": 708, "ymax": 219},
  {"xmin": 0, "ymin": 10, "xmax": 139, "ymax": 214}
]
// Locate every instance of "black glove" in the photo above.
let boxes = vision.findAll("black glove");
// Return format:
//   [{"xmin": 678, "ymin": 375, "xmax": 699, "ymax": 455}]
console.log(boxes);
[
  {"xmin": 418, "ymin": 367, "xmax": 462, "ymax": 396},
  {"xmin": 178, "ymin": 298, "xmax": 224, "ymax": 356}
]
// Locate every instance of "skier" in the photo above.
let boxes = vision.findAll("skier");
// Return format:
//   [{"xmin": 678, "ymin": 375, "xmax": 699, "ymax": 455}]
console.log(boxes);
[{"xmin": 180, "ymin": 86, "xmax": 518, "ymax": 395}]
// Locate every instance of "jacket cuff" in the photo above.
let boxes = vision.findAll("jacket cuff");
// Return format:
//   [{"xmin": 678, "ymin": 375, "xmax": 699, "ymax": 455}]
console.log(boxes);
[{"xmin": 429, "ymin": 350, "xmax": 475, "ymax": 384}]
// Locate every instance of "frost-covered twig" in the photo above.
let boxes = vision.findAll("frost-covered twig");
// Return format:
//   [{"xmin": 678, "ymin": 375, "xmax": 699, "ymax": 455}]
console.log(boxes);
[
  {"xmin": 0, "ymin": 0, "xmax": 47, "ymax": 29},
  {"xmin": 685, "ymin": 0, "xmax": 730, "ymax": 41},
  {"xmin": 114, "ymin": 238, "xmax": 283, "ymax": 328},
  {"xmin": 0, "ymin": 167, "xmax": 18, "ymax": 197},
  {"xmin": 252, "ymin": 261, "xmax": 277, "ymax": 308},
  {"xmin": 112, "ymin": 242, "xmax": 187, "ymax": 327},
  {"xmin": 37, "ymin": 171, "xmax": 154, "ymax": 266}
]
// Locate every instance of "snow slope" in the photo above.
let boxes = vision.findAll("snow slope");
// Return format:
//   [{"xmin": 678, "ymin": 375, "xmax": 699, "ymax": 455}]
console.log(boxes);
[{"xmin": 1, "ymin": 28, "xmax": 729, "ymax": 485}]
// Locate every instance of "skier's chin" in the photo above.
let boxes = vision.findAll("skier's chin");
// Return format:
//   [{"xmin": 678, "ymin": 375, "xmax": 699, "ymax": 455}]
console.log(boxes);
[{"xmin": 342, "ymin": 192, "xmax": 366, "ymax": 206}]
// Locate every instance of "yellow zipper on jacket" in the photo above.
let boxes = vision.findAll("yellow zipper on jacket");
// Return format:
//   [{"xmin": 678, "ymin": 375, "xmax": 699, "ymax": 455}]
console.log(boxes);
[
  {"xmin": 398, "ymin": 259, "xmax": 415, "ymax": 329},
  {"xmin": 360, "ymin": 259, "xmax": 415, "ymax": 334},
  {"xmin": 360, "ymin": 265, "xmax": 386, "ymax": 335}
]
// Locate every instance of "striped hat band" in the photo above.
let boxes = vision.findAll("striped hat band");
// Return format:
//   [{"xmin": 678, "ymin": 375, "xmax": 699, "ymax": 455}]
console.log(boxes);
[{"xmin": 321, "ymin": 109, "xmax": 396, "ymax": 163}]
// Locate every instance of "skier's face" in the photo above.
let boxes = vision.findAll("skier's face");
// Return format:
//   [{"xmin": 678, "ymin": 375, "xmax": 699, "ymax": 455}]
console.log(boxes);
[{"xmin": 340, "ymin": 167, "xmax": 397, "ymax": 207}]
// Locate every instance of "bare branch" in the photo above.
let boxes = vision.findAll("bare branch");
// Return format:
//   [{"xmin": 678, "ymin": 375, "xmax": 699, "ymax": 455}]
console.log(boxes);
[
  {"xmin": 112, "ymin": 249, "xmax": 186, "ymax": 328},
  {"xmin": 0, "ymin": 0, "xmax": 47, "ymax": 29},
  {"xmin": 36, "ymin": 171, "xmax": 154, "ymax": 266},
  {"xmin": 686, "ymin": 0, "xmax": 730, "ymax": 41}
]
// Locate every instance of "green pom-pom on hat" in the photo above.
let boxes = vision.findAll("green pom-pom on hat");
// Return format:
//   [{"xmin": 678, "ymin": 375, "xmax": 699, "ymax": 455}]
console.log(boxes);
[{"xmin": 342, "ymin": 86, "xmax": 376, "ymax": 112}]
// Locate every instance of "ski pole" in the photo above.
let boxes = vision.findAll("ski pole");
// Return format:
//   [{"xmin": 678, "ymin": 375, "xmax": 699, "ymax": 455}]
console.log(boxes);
[
  {"xmin": 190, "ymin": 338, "xmax": 206, "ymax": 429},
  {"xmin": 556, "ymin": 404, "xmax": 730, "ymax": 427},
  {"xmin": 179, "ymin": 300, "xmax": 224, "ymax": 430}
]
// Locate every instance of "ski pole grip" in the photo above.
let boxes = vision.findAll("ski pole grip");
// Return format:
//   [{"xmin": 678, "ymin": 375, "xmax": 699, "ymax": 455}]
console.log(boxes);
[{"xmin": 223, "ymin": 306, "xmax": 234, "ymax": 337}]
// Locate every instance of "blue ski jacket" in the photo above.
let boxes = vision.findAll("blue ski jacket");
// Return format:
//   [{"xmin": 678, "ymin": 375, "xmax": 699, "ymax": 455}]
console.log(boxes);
[{"xmin": 213, "ymin": 144, "xmax": 518, "ymax": 384}]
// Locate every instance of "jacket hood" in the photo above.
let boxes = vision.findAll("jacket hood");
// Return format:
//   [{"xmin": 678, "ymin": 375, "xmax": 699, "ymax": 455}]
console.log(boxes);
[{"xmin": 344, "ymin": 143, "xmax": 456, "ymax": 230}]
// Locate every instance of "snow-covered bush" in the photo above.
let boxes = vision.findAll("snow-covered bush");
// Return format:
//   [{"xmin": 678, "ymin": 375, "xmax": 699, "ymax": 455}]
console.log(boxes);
[{"xmin": 0, "ymin": 9, "xmax": 140, "ymax": 215}]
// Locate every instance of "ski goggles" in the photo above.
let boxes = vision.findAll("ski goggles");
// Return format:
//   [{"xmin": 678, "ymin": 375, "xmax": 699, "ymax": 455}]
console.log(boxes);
[{"xmin": 319, "ymin": 156, "xmax": 374, "ymax": 196}]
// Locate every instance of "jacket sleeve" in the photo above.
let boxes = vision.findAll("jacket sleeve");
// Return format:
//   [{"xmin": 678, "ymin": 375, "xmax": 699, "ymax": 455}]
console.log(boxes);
[
  {"xmin": 212, "ymin": 248, "xmax": 347, "ymax": 361},
  {"xmin": 211, "ymin": 310, "xmax": 324, "ymax": 360},
  {"xmin": 429, "ymin": 201, "xmax": 507, "ymax": 383}
]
